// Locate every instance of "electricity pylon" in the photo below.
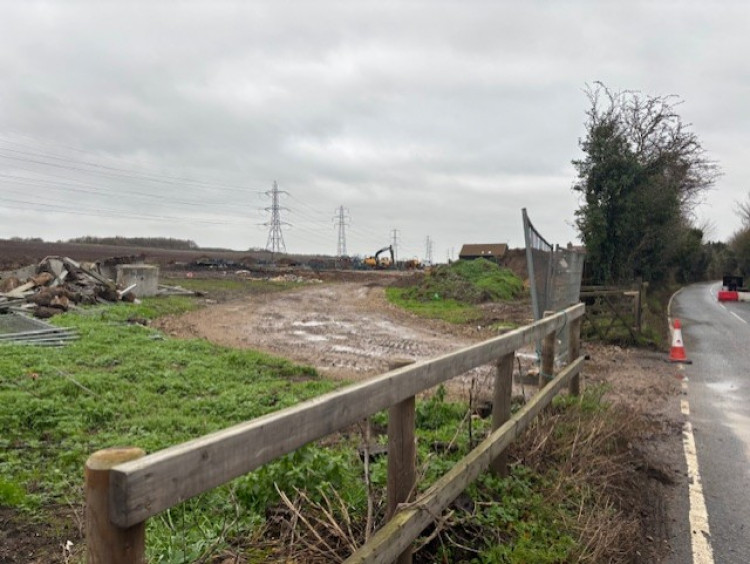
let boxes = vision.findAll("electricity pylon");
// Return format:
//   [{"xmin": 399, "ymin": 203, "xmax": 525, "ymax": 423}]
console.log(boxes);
[
  {"xmin": 264, "ymin": 181, "xmax": 289, "ymax": 254},
  {"xmin": 390, "ymin": 228, "xmax": 400, "ymax": 263},
  {"xmin": 425, "ymin": 236, "xmax": 434, "ymax": 265},
  {"xmin": 334, "ymin": 206, "xmax": 350, "ymax": 257}
]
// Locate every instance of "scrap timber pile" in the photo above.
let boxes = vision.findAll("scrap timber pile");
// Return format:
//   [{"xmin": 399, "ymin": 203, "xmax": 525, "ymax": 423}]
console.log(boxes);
[{"xmin": 0, "ymin": 256, "xmax": 136, "ymax": 319}]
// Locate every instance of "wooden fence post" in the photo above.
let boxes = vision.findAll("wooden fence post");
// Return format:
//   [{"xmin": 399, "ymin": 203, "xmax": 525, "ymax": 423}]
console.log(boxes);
[
  {"xmin": 86, "ymin": 447, "xmax": 146, "ymax": 564},
  {"xmin": 387, "ymin": 359, "xmax": 416, "ymax": 564},
  {"xmin": 491, "ymin": 353, "xmax": 514, "ymax": 477},
  {"xmin": 540, "ymin": 327, "xmax": 555, "ymax": 389},
  {"xmin": 568, "ymin": 316, "xmax": 582, "ymax": 396}
]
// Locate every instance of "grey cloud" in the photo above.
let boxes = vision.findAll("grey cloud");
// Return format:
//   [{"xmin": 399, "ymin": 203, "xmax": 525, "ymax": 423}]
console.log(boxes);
[{"xmin": 0, "ymin": 2, "xmax": 747, "ymax": 254}]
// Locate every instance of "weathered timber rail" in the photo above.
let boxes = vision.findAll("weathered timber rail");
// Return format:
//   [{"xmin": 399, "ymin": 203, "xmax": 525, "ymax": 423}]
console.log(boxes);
[{"xmin": 85, "ymin": 302, "xmax": 585, "ymax": 563}]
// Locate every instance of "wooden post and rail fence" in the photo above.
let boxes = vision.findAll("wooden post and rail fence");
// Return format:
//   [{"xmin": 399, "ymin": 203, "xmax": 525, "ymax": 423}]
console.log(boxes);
[{"xmin": 85, "ymin": 302, "xmax": 585, "ymax": 563}]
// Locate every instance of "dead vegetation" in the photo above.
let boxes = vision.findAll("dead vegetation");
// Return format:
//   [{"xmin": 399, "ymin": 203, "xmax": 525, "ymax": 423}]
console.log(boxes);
[
  {"xmin": 236, "ymin": 372, "xmax": 678, "ymax": 563},
  {"xmin": 515, "ymin": 400, "xmax": 656, "ymax": 563}
]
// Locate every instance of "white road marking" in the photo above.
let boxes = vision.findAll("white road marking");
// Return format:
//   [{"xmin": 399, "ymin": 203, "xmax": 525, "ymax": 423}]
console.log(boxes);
[
  {"xmin": 669, "ymin": 286, "xmax": 685, "ymax": 316},
  {"xmin": 708, "ymin": 283, "xmax": 720, "ymax": 303},
  {"xmin": 681, "ymin": 382, "xmax": 715, "ymax": 564},
  {"xmin": 730, "ymin": 311, "xmax": 747, "ymax": 324},
  {"xmin": 670, "ymin": 285, "xmax": 715, "ymax": 562}
]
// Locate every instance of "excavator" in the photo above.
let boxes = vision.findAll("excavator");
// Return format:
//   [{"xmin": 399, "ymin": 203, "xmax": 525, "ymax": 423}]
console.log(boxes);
[{"xmin": 364, "ymin": 245, "xmax": 394, "ymax": 269}]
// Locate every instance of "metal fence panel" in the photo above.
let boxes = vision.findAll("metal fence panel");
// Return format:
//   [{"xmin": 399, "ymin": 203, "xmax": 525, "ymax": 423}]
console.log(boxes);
[
  {"xmin": 522, "ymin": 208, "xmax": 586, "ymax": 364},
  {"xmin": 522, "ymin": 208, "xmax": 553, "ymax": 321}
]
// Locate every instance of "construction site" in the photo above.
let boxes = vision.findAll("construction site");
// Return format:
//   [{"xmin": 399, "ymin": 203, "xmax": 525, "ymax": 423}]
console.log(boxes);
[{"xmin": 0, "ymin": 233, "xmax": 686, "ymax": 564}]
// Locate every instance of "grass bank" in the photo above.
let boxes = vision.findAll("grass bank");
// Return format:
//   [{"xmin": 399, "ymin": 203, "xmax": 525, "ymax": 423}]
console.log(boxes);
[{"xmin": 386, "ymin": 259, "xmax": 526, "ymax": 324}]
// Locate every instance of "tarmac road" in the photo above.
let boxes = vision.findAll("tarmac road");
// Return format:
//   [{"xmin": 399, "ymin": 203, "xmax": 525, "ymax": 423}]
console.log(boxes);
[{"xmin": 669, "ymin": 281, "xmax": 750, "ymax": 564}]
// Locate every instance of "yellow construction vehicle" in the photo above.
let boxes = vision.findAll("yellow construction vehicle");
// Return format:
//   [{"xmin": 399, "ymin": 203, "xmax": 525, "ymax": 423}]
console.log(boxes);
[
  {"xmin": 364, "ymin": 245, "xmax": 394, "ymax": 269},
  {"xmin": 403, "ymin": 258, "xmax": 423, "ymax": 270}
]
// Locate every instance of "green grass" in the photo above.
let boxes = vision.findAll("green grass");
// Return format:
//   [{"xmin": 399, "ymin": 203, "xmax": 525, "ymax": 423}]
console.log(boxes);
[
  {"xmin": 412, "ymin": 259, "xmax": 525, "ymax": 304},
  {"xmin": 386, "ymin": 287, "xmax": 483, "ymax": 323},
  {"xmin": 447, "ymin": 259, "xmax": 525, "ymax": 301},
  {"xmin": 0, "ymin": 296, "xmax": 342, "ymax": 561},
  {"xmin": 386, "ymin": 259, "xmax": 526, "ymax": 324},
  {"xmin": 466, "ymin": 467, "xmax": 577, "ymax": 564}
]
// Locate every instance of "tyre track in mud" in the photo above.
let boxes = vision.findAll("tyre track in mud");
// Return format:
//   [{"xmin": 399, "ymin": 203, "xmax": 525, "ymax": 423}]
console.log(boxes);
[{"xmin": 154, "ymin": 282, "xmax": 495, "ymax": 386}]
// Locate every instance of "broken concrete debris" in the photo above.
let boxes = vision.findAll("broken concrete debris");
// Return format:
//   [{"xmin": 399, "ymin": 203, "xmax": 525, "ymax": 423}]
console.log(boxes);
[
  {"xmin": 0, "ymin": 256, "xmax": 182, "ymax": 320},
  {"xmin": 0, "ymin": 256, "xmax": 126, "ymax": 319}
]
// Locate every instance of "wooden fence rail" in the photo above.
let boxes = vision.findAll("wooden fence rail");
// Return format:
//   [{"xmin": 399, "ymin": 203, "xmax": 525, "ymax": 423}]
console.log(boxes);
[{"xmin": 85, "ymin": 302, "xmax": 585, "ymax": 563}]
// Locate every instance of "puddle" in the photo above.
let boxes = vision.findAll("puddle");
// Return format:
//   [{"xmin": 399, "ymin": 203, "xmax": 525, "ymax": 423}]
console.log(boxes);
[
  {"xmin": 332, "ymin": 345, "xmax": 360, "ymax": 353},
  {"xmin": 706, "ymin": 381, "xmax": 738, "ymax": 394},
  {"xmin": 724, "ymin": 410, "xmax": 750, "ymax": 462},
  {"xmin": 292, "ymin": 320, "xmax": 328, "ymax": 327},
  {"xmin": 291, "ymin": 330, "xmax": 328, "ymax": 342},
  {"xmin": 304, "ymin": 335, "xmax": 328, "ymax": 342}
]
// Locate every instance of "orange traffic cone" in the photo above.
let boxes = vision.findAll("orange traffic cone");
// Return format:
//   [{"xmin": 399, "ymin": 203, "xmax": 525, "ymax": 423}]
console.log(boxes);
[{"xmin": 668, "ymin": 319, "xmax": 691, "ymax": 363}]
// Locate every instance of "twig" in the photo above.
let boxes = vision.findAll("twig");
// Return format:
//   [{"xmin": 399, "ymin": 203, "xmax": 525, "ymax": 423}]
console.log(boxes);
[
  {"xmin": 468, "ymin": 376, "xmax": 475, "ymax": 448},
  {"xmin": 276, "ymin": 485, "xmax": 343, "ymax": 563},
  {"xmin": 57, "ymin": 370, "xmax": 98, "ymax": 397},
  {"xmin": 312, "ymin": 488, "xmax": 357, "ymax": 554}
]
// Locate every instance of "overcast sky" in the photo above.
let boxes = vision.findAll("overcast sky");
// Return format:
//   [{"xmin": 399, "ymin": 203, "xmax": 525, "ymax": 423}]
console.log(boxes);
[{"xmin": 1, "ymin": 2, "xmax": 748, "ymax": 260}]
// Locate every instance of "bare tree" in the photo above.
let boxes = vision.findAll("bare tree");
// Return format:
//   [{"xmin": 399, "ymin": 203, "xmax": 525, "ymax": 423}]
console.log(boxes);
[{"xmin": 737, "ymin": 192, "xmax": 750, "ymax": 227}]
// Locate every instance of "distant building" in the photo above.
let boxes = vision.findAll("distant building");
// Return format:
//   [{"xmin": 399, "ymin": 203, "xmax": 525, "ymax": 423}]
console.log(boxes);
[{"xmin": 458, "ymin": 244, "xmax": 508, "ymax": 263}]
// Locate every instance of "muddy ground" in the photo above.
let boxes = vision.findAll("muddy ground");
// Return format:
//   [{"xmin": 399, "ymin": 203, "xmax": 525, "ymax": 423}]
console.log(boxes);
[{"xmin": 154, "ymin": 278, "xmax": 538, "ymax": 401}]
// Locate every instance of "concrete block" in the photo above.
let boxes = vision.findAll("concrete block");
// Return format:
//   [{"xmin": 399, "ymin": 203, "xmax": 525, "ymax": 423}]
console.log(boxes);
[{"xmin": 116, "ymin": 265, "xmax": 159, "ymax": 297}]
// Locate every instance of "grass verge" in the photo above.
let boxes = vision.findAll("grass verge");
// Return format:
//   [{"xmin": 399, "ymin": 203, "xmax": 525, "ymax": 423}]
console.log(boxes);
[{"xmin": 259, "ymin": 385, "xmax": 659, "ymax": 563}]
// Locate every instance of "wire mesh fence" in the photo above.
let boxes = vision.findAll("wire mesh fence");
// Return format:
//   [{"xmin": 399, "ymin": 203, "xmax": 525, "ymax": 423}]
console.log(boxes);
[
  {"xmin": 548, "ymin": 245, "xmax": 586, "ymax": 315},
  {"xmin": 522, "ymin": 208, "xmax": 586, "ymax": 363}
]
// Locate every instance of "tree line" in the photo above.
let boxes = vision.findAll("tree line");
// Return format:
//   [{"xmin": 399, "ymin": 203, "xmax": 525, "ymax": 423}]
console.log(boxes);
[{"xmin": 66, "ymin": 236, "xmax": 199, "ymax": 250}]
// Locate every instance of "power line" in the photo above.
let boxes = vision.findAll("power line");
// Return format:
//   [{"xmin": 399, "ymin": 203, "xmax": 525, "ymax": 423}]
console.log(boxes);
[
  {"xmin": 0, "ymin": 172, "xmax": 243, "ymax": 211},
  {"xmin": 0, "ymin": 135, "xmax": 258, "ymax": 193},
  {"xmin": 0, "ymin": 195, "xmax": 245, "ymax": 225}
]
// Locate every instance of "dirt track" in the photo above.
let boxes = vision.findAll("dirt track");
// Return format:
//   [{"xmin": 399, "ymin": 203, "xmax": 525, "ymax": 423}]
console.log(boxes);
[{"xmin": 155, "ymin": 281, "xmax": 498, "ymax": 385}]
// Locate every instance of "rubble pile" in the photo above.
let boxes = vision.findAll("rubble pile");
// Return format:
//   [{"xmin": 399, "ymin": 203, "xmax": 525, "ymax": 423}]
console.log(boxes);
[{"xmin": 0, "ymin": 256, "xmax": 136, "ymax": 319}]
